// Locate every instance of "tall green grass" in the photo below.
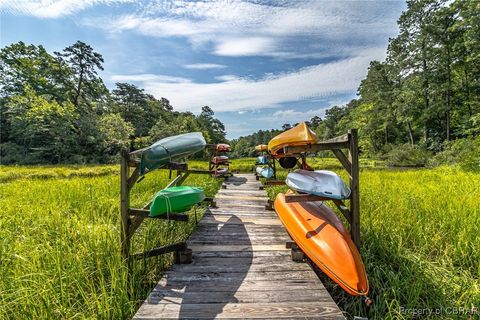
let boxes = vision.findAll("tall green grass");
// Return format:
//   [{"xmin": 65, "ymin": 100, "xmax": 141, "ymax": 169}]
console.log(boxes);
[
  {"xmin": 264, "ymin": 165, "xmax": 480, "ymax": 319},
  {"xmin": 0, "ymin": 167, "xmax": 221, "ymax": 319},
  {"xmin": 1, "ymin": 161, "xmax": 479, "ymax": 319}
]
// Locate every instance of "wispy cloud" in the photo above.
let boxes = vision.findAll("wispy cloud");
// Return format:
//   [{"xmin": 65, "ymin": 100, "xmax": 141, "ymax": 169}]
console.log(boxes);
[
  {"xmin": 0, "ymin": 0, "xmax": 130, "ymax": 18},
  {"xmin": 81, "ymin": 0, "xmax": 402, "ymax": 58},
  {"xmin": 183, "ymin": 63, "xmax": 226, "ymax": 70},
  {"xmin": 110, "ymin": 73, "xmax": 190, "ymax": 83},
  {"xmin": 110, "ymin": 48, "xmax": 382, "ymax": 113}
]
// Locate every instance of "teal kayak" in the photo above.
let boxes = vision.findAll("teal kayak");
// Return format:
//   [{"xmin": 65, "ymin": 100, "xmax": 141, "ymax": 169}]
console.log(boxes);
[
  {"xmin": 138, "ymin": 132, "xmax": 206, "ymax": 175},
  {"xmin": 149, "ymin": 186, "xmax": 205, "ymax": 217}
]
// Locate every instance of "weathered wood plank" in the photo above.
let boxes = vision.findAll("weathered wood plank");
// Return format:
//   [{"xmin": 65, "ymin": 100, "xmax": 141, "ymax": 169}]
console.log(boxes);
[
  {"xmin": 153, "ymin": 278, "xmax": 325, "ymax": 292},
  {"xmin": 146, "ymin": 289, "xmax": 331, "ymax": 304},
  {"xmin": 187, "ymin": 244, "xmax": 290, "ymax": 252},
  {"xmin": 134, "ymin": 302, "xmax": 344, "ymax": 319}
]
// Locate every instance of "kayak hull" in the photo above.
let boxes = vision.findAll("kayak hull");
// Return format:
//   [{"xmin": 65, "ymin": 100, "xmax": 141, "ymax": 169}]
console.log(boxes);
[
  {"xmin": 257, "ymin": 156, "xmax": 269, "ymax": 165},
  {"xmin": 150, "ymin": 186, "xmax": 205, "ymax": 217},
  {"xmin": 139, "ymin": 132, "xmax": 206, "ymax": 175},
  {"xmin": 256, "ymin": 166, "xmax": 274, "ymax": 179},
  {"xmin": 212, "ymin": 156, "xmax": 229, "ymax": 165},
  {"xmin": 255, "ymin": 144, "xmax": 268, "ymax": 152},
  {"xmin": 216, "ymin": 144, "xmax": 231, "ymax": 152},
  {"xmin": 268, "ymin": 123, "xmax": 317, "ymax": 157},
  {"xmin": 274, "ymin": 192, "xmax": 368, "ymax": 296},
  {"xmin": 286, "ymin": 169, "xmax": 351, "ymax": 200}
]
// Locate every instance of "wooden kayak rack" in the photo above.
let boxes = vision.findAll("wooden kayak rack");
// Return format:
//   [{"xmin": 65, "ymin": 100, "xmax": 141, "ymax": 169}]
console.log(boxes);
[
  {"xmin": 263, "ymin": 129, "xmax": 361, "ymax": 249},
  {"xmin": 120, "ymin": 151, "xmax": 215, "ymax": 272}
]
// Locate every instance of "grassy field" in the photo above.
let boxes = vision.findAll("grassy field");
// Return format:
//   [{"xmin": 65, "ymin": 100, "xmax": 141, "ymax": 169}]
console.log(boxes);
[
  {"xmin": 0, "ymin": 164, "xmax": 222, "ymax": 319},
  {"xmin": 256, "ymin": 159, "xmax": 480, "ymax": 319},
  {"xmin": 1, "ymin": 159, "xmax": 479, "ymax": 319}
]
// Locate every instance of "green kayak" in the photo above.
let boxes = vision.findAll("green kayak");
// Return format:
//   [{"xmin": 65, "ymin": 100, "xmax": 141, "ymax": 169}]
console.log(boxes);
[{"xmin": 149, "ymin": 186, "xmax": 205, "ymax": 217}]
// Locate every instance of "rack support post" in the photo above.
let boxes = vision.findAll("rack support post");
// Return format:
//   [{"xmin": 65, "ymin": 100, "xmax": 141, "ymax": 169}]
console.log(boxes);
[
  {"xmin": 120, "ymin": 152, "xmax": 131, "ymax": 266},
  {"xmin": 348, "ymin": 129, "xmax": 360, "ymax": 249}
]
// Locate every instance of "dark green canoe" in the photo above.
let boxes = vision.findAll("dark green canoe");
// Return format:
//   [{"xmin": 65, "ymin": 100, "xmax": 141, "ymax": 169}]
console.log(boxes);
[
  {"xmin": 149, "ymin": 186, "xmax": 205, "ymax": 217},
  {"xmin": 138, "ymin": 132, "xmax": 206, "ymax": 175}
]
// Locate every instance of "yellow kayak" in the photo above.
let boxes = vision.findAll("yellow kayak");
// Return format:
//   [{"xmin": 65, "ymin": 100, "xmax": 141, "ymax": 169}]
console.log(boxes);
[
  {"xmin": 268, "ymin": 122, "xmax": 317, "ymax": 156},
  {"xmin": 255, "ymin": 144, "xmax": 268, "ymax": 152}
]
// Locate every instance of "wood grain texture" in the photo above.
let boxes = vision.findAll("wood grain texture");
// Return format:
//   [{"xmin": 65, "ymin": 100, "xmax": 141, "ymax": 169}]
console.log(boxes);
[{"xmin": 133, "ymin": 173, "xmax": 344, "ymax": 319}]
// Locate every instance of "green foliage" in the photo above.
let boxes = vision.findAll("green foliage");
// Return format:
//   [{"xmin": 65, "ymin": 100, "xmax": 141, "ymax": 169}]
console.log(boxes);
[
  {"xmin": 98, "ymin": 113, "xmax": 134, "ymax": 159},
  {"xmin": 428, "ymin": 135, "xmax": 480, "ymax": 171},
  {"xmin": 307, "ymin": 0, "xmax": 480, "ymax": 167},
  {"xmin": 383, "ymin": 144, "xmax": 432, "ymax": 167},
  {"xmin": 0, "ymin": 42, "xmax": 227, "ymax": 165}
]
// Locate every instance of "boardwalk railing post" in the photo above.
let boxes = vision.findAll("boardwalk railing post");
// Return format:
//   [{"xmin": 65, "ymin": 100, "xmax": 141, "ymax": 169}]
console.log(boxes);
[
  {"xmin": 120, "ymin": 151, "xmax": 131, "ymax": 267},
  {"xmin": 348, "ymin": 129, "xmax": 360, "ymax": 250}
]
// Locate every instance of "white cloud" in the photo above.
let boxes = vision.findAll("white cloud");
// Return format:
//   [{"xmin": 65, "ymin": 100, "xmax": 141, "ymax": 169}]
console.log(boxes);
[
  {"xmin": 110, "ymin": 48, "xmax": 382, "ymax": 113},
  {"xmin": 183, "ymin": 63, "xmax": 227, "ymax": 70},
  {"xmin": 0, "ymin": 0, "xmax": 130, "ymax": 18},
  {"xmin": 268, "ymin": 108, "xmax": 327, "ymax": 124},
  {"xmin": 110, "ymin": 73, "xmax": 190, "ymax": 83},
  {"xmin": 81, "ymin": 0, "xmax": 403, "ymax": 58},
  {"xmin": 213, "ymin": 37, "xmax": 276, "ymax": 57}
]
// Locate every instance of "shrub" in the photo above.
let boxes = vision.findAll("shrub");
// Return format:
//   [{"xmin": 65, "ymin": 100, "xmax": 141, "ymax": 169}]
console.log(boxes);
[
  {"xmin": 428, "ymin": 136, "xmax": 480, "ymax": 171},
  {"xmin": 384, "ymin": 144, "xmax": 432, "ymax": 167}
]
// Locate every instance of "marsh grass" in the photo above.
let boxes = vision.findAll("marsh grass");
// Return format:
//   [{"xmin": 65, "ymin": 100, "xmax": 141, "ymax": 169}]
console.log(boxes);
[
  {"xmin": 263, "ymin": 165, "xmax": 480, "ymax": 319},
  {"xmin": 1, "ymin": 161, "xmax": 479, "ymax": 319},
  {"xmin": 0, "ymin": 167, "xmax": 221, "ymax": 319}
]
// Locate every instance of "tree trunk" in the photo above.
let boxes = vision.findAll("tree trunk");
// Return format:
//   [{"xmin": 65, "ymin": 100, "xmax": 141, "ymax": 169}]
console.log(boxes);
[{"xmin": 407, "ymin": 120, "xmax": 414, "ymax": 146}]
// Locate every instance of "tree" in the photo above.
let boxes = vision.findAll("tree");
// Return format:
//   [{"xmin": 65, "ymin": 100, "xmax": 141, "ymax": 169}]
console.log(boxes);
[
  {"xmin": 99, "ymin": 113, "xmax": 134, "ymax": 156},
  {"xmin": 6, "ymin": 86, "xmax": 77, "ymax": 163},
  {"xmin": 56, "ymin": 41, "xmax": 105, "ymax": 108}
]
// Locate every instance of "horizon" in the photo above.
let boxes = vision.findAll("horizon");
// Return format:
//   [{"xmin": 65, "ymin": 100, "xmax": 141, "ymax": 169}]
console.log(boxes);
[{"xmin": 1, "ymin": 0, "xmax": 407, "ymax": 139}]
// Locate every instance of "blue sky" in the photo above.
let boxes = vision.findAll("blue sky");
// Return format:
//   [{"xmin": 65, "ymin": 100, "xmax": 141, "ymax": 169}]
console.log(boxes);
[{"xmin": 1, "ymin": 0, "xmax": 406, "ymax": 139}]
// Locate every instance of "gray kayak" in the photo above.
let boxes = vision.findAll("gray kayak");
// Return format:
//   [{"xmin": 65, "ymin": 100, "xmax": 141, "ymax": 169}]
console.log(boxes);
[
  {"xmin": 286, "ymin": 169, "xmax": 351, "ymax": 200},
  {"xmin": 137, "ymin": 132, "xmax": 206, "ymax": 175}
]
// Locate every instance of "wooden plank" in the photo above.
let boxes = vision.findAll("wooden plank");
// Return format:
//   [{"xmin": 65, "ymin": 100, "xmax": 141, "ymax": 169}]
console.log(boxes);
[
  {"xmin": 200, "ymin": 216, "xmax": 282, "ymax": 225},
  {"xmin": 134, "ymin": 302, "xmax": 344, "ymax": 319},
  {"xmin": 332, "ymin": 149, "xmax": 352, "ymax": 177},
  {"xmin": 145, "ymin": 289, "xmax": 331, "ymax": 304},
  {"xmin": 216, "ymin": 195, "xmax": 269, "ymax": 201},
  {"xmin": 188, "ymin": 244, "xmax": 290, "ymax": 252},
  {"xmin": 153, "ymin": 278, "xmax": 324, "ymax": 292},
  {"xmin": 170, "ymin": 261, "xmax": 311, "ymax": 273},
  {"xmin": 284, "ymin": 193, "xmax": 335, "ymax": 203}
]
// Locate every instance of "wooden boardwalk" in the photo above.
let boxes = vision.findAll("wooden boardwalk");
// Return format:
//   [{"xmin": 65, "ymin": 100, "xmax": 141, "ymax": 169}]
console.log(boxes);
[{"xmin": 134, "ymin": 173, "xmax": 345, "ymax": 319}]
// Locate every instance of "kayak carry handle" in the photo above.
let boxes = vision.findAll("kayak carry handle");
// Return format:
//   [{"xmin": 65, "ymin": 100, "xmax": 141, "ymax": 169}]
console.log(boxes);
[{"xmin": 362, "ymin": 295, "xmax": 373, "ymax": 307}]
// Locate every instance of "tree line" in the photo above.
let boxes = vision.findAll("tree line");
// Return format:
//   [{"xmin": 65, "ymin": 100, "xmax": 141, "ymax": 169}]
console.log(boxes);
[
  {"xmin": 232, "ymin": 0, "xmax": 479, "ymax": 168},
  {"xmin": 0, "ymin": 41, "xmax": 226, "ymax": 164}
]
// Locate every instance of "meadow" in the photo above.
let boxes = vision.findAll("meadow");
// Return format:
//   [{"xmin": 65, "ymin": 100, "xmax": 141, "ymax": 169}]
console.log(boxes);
[
  {"xmin": 1, "ymin": 159, "xmax": 479, "ymax": 319},
  {"xmin": 0, "ymin": 163, "xmax": 222, "ymax": 319}
]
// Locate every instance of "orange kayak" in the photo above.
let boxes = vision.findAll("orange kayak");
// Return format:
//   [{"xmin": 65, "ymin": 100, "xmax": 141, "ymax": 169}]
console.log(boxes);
[
  {"xmin": 268, "ymin": 122, "xmax": 317, "ymax": 157},
  {"xmin": 274, "ymin": 192, "xmax": 369, "ymax": 296}
]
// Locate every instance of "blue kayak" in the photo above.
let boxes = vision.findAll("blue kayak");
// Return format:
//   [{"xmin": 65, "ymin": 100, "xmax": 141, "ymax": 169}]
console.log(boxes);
[
  {"xmin": 256, "ymin": 166, "xmax": 274, "ymax": 179},
  {"xmin": 257, "ymin": 156, "xmax": 270, "ymax": 165}
]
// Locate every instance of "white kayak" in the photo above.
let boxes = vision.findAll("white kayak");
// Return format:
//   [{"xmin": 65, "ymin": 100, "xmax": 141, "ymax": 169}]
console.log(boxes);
[
  {"xmin": 286, "ymin": 169, "xmax": 351, "ymax": 200},
  {"xmin": 256, "ymin": 166, "xmax": 274, "ymax": 179}
]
